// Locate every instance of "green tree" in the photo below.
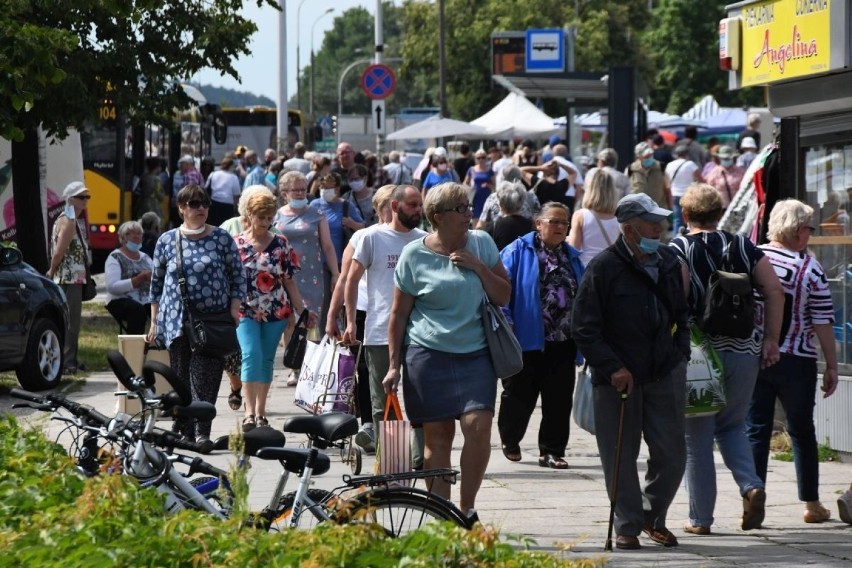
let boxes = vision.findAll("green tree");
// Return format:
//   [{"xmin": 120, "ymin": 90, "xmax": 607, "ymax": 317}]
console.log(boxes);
[
  {"xmin": 643, "ymin": 0, "xmax": 763, "ymax": 114},
  {"xmin": 0, "ymin": 0, "xmax": 277, "ymax": 269}
]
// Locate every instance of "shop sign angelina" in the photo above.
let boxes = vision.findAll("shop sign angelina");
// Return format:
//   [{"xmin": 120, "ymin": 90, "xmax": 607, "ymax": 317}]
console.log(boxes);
[{"xmin": 741, "ymin": 0, "xmax": 831, "ymax": 87}]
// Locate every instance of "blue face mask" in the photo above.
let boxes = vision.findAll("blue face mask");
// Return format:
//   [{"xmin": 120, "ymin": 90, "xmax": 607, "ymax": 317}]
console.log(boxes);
[
  {"xmin": 64, "ymin": 203, "xmax": 76, "ymax": 220},
  {"xmin": 641, "ymin": 158, "xmax": 655, "ymax": 168},
  {"xmin": 638, "ymin": 236, "xmax": 661, "ymax": 254},
  {"xmin": 125, "ymin": 241, "xmax": 142, "ymax": 252},
  {"xmin": 288, "ymin": 197, "xmax": 308, "ymax": 209}
]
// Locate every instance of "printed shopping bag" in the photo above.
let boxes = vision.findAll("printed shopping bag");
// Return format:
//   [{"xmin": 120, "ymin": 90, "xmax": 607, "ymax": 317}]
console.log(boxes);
[
  {"xmin": 376, "ymin": 393, "xmax": 412, "ymax": 485},
  {"xmin": 294, "ymin": 335, "xmax": 356, "ymax": 414},
  {"xmin": 686, "ymin": 325, "xmax": 726, "ymax": 417},
  {"xmin": 572, "ymin": 364, "xmax": 595, "ymax": 435}
]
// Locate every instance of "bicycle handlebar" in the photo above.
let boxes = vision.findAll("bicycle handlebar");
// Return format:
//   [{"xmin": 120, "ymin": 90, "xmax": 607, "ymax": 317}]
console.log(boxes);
[{"xmin": 9, "ymin": 389, "xmax": 112, "ymax": 427}]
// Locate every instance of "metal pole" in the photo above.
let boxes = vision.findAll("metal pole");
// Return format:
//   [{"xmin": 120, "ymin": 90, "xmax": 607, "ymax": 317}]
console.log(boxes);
[
  {"xmin": 277, "ymin": 0, "xmax": 288, "ymax": 153},
  {"xmin": 310, "ymin": 9, "xmax": 334, "ymax": 118},
  {"xmin": 437, "ymin": 0, "xmax": 447, "ymax": 118},
  {"xmin": 375, "ymin": 0, "xmax": 384, "ymax": 156},
  {"xmin": 296, "ymin": 0, "xmax": 309, "ymax": 112}
]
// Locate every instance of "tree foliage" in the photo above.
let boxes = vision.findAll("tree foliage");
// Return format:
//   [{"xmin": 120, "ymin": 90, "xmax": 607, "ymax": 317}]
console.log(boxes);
[
  {"xmin": 643, "ymin": 0, "xmax": 764, "ymax": 113},
  {"xmin": 301, "ymin": 0, "xmax": 763, "ymax": 123},
  {"xmin": 0, "ymin": 0, "xmax": 278, "ymax": 141}
]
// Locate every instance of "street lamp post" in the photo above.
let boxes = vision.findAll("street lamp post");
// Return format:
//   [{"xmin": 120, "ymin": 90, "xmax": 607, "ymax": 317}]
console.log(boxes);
[
  {"xmin": 309, "ymin": 8, "xmax": 334, "ymax": 117},
  {"xmin": 337, "ymin": 57, "xmax": 402, "ymax": 145},
  {"xmin": 296, "ymin": 0, "xmax": 310, "ymax": 111}
]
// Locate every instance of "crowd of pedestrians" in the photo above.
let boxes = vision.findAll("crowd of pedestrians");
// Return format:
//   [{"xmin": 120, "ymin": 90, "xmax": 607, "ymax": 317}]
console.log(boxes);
[{"xmin": 47, "ymin": 130, "xmax": 852, "ymax": 539}]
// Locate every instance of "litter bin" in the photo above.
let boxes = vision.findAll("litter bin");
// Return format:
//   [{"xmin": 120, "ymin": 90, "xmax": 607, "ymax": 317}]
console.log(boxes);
[{"xmin": 116, "ymin": 335, "xmax": 171, "ymax": 415}]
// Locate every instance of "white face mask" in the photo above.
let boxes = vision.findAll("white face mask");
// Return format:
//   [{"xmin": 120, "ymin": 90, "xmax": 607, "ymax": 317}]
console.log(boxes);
[
  {"xmin": 321, "ymin": 188, "xmax": 336, "ymax": 202},
  {"xmin": 349, "ymin": 180, "xmax": 365, "ymax": 192}
]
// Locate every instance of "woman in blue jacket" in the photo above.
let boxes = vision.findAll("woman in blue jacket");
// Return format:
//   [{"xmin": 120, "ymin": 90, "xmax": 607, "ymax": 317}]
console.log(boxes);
[{"xmin": 498, "ymin": 202, "xmax": 585, "ymax": 469}]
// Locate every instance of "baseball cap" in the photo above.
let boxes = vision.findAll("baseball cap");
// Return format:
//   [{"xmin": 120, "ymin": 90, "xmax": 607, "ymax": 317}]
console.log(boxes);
[
  {"xmin": 634, "ymin": 142, "xmax": 653, "ymax": 158},
  {"xmin": 62, "ymin": 181, "xmax": 89, "ymax": 200},
  {"xmin": 433, "ymin": 146, "xmax": 448, "ymax": 158},
  {"xmin": 740, "ymin": 137, "xmax": 757, "ymax": 150},
  {"xmin": 178, "ymin": 154, "xmax": 194, "ymax": 165},
  {"xmin": 616, "ymin": 193, "xmax": 672, "ymax": 223},
  {"xmin": 548, "ymin": 134, "xmax": 562, "ymax": 146},
  {"xmin": 716, "ymin": 145, "xmax": 736, "ymax": 159}
]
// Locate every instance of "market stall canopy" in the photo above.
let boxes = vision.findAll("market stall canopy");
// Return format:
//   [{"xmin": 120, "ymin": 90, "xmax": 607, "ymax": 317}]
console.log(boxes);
[
  {"xmin": 386, "ymin": 115, "xmax": 487, "ymax": 140},
  {"xmin": 471, "ymin": 92, "xmax": 560, "ymax": 139}
]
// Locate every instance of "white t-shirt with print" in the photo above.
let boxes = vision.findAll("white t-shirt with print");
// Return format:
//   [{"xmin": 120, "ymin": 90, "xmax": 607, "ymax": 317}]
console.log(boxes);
[{"xmin": 353, "ymin": 225, "xmax": 427, "ymax": 345}]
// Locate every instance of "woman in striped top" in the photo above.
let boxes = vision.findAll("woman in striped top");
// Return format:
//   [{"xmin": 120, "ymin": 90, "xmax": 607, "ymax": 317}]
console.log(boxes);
[
  {"xmin": 670, "ymin": 183, "xmax": 784, "ymax": 535},
  {"xmin": 746, "ymin": 199, "xmax": 839, "ymax": 524}
]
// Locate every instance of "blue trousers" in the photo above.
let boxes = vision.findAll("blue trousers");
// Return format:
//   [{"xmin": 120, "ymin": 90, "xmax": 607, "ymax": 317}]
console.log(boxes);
[
  {"xmin": 237, "ymin": 318, "xmax": 287, "ymax": 384},
  {"xmin": 746, "ymin": 354, "xmax": 820, "ymax": 502},
  {"xmin": 684, "ymin": 350, "xmax": 764, "ymax": 527}
]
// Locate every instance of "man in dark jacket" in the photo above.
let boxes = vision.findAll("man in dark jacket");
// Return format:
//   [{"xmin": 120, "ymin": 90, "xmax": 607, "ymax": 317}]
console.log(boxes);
[{"xmin": 571, "ymin": 193, "xmax": 690, "ymax": 551}]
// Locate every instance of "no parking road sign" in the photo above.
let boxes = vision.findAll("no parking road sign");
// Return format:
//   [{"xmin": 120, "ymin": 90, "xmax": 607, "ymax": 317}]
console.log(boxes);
[{"xmin": 360, "ymin": 64, "xmax": 396, "ymax": 100}]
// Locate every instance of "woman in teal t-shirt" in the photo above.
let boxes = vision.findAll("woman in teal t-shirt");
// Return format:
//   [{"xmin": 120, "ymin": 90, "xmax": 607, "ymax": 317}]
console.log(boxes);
[{"xmin": 383, "ymin": 182, "xmax": 511, "ymax": 524}]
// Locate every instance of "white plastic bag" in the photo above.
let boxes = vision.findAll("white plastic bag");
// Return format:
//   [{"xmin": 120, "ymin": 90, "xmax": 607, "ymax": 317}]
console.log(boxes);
[
  {"xmin": 293, "ymin": 335, "xmax": 355, "ymax": 414},
  {"xmin": 572, "ymin": 365, "xmax": 595, "ymax": 435}
]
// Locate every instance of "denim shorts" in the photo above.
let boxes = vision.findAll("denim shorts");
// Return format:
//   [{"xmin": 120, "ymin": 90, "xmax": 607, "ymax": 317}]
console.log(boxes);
[{"xmin": 401, "ymin": 344, "xmax": 497, "ymax": 424}]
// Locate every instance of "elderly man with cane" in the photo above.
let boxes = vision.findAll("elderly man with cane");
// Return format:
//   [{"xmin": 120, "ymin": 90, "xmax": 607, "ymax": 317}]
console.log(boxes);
[{"xmin": 572, "ymin": 193, "xmax": 691, "ymax": 550}]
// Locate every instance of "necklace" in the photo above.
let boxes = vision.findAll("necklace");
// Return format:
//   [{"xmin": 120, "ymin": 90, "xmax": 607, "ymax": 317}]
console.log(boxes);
[{"xmin": 180, "ymin": 224, "xmax": 206, "ymax": 236}]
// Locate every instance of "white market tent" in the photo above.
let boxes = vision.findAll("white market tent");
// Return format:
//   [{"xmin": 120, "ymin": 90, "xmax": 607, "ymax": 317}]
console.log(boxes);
[
  {"xmin": 471, "ymin": 92, "xmax": 561, "ymax": 139},
  {"xmin": 386, "ymin": 114, "xmax": 487, "ymax": 141}
]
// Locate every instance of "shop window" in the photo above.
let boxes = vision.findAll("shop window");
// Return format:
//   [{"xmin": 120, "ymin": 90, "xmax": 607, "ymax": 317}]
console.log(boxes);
[{"xmin": 803, "ymin": 143, "xmax": 852, "ymax": 365}]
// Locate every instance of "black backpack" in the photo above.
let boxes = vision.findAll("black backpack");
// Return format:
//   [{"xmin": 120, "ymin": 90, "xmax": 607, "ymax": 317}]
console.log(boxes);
[{"xmin": 690, "ymin": 235, "xmax": 755, "ymax": 339}]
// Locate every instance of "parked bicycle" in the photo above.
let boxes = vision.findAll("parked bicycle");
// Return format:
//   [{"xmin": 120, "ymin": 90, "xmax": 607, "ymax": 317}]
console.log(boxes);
[{"xmin": 10, "ymin": 349, "xmax": 473, "ymax": 536}]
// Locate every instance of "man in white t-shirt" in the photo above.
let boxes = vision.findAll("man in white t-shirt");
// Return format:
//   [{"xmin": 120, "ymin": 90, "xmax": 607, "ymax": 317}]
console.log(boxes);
[
  {"xmin": 665, "ymin": 144, "xmax": 702, "ymax": 236},
  {"xmin": 344, "ymin": 185, "xmax": 427, "ymax": 465}
]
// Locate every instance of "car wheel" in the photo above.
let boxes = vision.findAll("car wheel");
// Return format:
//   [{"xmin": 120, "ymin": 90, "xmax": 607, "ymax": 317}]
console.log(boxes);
[{"xmin": 16, "ymin": 318, "xmax": 64, "ymax": 391}]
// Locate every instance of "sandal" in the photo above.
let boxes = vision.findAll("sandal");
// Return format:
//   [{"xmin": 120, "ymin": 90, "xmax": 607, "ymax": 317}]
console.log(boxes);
[
  {"xmin": 228, "ymin": 388, "xmax": 242, "ymax": 411},
  {"xmin": 501, "ymin": 444, "xmax": 522, "ymax": 462},
  {"xmin": 256, "ymin": 416, "xmax": 269, "ymax": 427},
  {"xmin": 242, "ymin": 415, "xmax": 256, "ymax": 433}
]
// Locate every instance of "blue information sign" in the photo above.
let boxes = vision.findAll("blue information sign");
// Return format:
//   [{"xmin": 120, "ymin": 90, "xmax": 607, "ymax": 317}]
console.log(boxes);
[
  {"xmin": 525, "ymin": 29, "xmax": 565, "ymax": 73},
  {"xmin": 360, "ymin": 64, "xmax": 396, "ymax": 100}
]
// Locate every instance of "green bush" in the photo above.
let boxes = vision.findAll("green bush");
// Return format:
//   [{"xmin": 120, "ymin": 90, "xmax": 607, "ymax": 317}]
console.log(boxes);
[{"xmin": 0, "ymin": 416, "xmax": 604, "ymax": 567}]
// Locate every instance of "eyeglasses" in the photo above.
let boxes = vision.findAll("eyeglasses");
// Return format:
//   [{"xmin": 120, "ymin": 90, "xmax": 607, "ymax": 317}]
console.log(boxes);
[
  {"xmin": 73, "ymin": 195, "xmax": 91, "ymax": 201},
  {"xmin": 286, "ymin": 187, "xmax": 307, "ymax": 194},
  {"xmin": 442, "ymin": 203, "xmax": 472, "ymax": 215},
  {"xmin": 186, "ymin": 200, "xmax": 210, "ymax": 210},
  {"xmin": 804, "ymin": 225, "xmax": 816, "ymax": 233},
  {"xmin": 475, "ymin": 156, "xmax": 486, "ymax": 160},
  {"xmin": 540, "ymin": 219, "xmax": 569, "ymax": 227}
]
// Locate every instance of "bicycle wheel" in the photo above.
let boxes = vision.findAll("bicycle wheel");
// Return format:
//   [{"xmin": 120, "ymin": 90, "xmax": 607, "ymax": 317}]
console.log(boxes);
[
  {"xmin": 337, "ymin": 487, "xmax": 471, "ymax": 537},
  {"xmin": 270, "ymin": 489, "xmax": 336, "ymax": 531}
]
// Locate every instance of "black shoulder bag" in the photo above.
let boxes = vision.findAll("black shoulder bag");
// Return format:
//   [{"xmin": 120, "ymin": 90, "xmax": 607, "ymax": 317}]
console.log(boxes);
[
  {"xmin": 282, "ymin": 308, "xmax": 310, "ymax": 369},
  {"xmin": 176, "ymin": 233, "xmax": 239, "ymax": 358}
]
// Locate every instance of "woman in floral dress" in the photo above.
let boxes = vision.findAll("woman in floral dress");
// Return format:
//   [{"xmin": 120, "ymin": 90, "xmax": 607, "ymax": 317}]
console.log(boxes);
[{"xmin": 237, "ymin": 192, "xmax": 315, "ymax": 430}]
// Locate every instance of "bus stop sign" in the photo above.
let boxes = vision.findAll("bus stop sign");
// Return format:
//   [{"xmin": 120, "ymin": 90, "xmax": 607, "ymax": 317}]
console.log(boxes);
[{"xmin": 360, "ymin": 64, "xmax": 396, "ymax": 100}]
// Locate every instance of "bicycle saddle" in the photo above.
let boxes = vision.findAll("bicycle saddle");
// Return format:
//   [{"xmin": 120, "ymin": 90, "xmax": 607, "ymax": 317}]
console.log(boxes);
[
  {"xmin": 244, "ymin": 427, "xmax": 286, "ymax": 456},
  {"xmin": 254, "ymin": 447, "xmax": 331, "ymax": 476},
  {"xmin": 280, "ymin": 413, "xmax": 358, "ymax": 447}
]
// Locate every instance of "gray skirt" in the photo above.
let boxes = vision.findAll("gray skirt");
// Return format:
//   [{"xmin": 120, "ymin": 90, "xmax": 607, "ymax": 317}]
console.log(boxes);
[{"xmin": 401, "ymin": 344, "xmax": 497, "ymax": 424}]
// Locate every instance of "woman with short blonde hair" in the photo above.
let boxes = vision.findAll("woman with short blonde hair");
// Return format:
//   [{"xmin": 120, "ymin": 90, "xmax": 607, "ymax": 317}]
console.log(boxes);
[
  {"xmin": 384, "ymin": 181, "xmax": 511, "ymax": 521},
  {"xmin": 236, "ymin": 191, "xmax": 314, "ymax": 431},
  {"xmin": 747, "ymin": 198, "xmax": 838, "ymax": 524}
]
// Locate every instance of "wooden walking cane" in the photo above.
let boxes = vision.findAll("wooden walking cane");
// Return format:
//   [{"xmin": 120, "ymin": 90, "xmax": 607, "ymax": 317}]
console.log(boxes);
[{"xmin": 604, "ymin": 392, "xmax": 629, "ymax": 552}]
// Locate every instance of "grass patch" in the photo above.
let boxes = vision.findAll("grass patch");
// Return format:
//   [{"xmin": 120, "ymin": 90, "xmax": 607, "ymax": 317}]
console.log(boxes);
[
  {"xmin": 772, "ymin": 430, "xmax": 839, "ymax": 463},
  {"xmin": 77, "ymin": 312, "xmax": 124, "ymax": 374}
]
